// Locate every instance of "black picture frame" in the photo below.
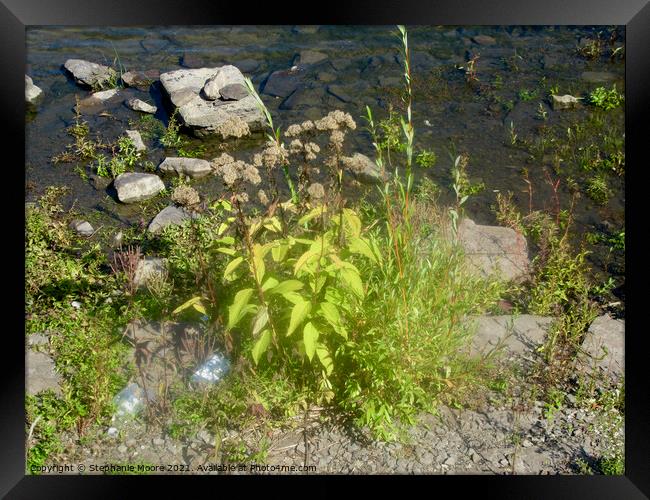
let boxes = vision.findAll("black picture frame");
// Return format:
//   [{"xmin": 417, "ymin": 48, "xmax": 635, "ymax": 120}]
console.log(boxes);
[{"xmin": 4, "ymin": 0, "xmax": 647, "ymax": 497}]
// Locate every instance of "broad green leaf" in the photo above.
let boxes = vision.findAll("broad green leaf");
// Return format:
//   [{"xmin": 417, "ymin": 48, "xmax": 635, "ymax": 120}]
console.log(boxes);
[
  {"xmin": 272, "ymin": 242, "xmax": 290, "ymax": 262},
  {"xmin": 215, "ymin": 236, "xmax": 235, "ymax": 245},
  {"xmin": 303, "ymin": 322, "xmax": 319, "ymax": 361},
  {"xmin": 268, "ymin": 279, "xmax": 304, "ymax": 296},
  {"xmin": 298, "ymin": 205, "xmax": 327, "ymax": 226},
  {"xmin": 251, "ymin": 329, "xmax": 271, "ymax": 365},
  {"xmin": 251, "ymin": 306, "xmax": 269, "ymax": 336},
  {"xmin": 282, "ymin": 291, "xmax": 305, "ymax": 305},
  {"xmin": 288, "ymin": 300, "xmax": 311, "ymax": 337},
  {"xmin": 224, "ymin": 256, "xmax": 244, "ymax": 280},
  {"xmin": 319, "ymin": 302, "xmax": 347, "ymax": 340},
  {"xmin": 192, "ymin": 302, "xmax": 207, "ymax": 315},
  {"xmin": 261, "ymin": 276, "xmax": 279, "ymax": 292},
  {"xmin": 252, "ymin": 253, "xmax": 265, "ymax": 284},
  {"xmin": 310, "ymin": 275, "xmax": 327, "ymax": 295},
  {"xmin": 348, "ymin": 236, "xmax": 378, "ymax": 264},
  {"xmin": 215, "ymin": 247, "xmax": 237, "ymax": 256},
  {"xmin": 294, "ymin": 249, "xmax": 318, "ymax": 275},
  {"xmin": 228, "ymin": 288, "xmax": 254, "ymax": 329},
  {"xmin": 340, "ymin": 268, "xmax": 364, "ymax": 298},
  {"xmin": 342, "ymin": 209, "xmax": 362, "ymax": 238},
  {"xmin": 217, "ymin": 222, "xmax": 230, "ymax": 236},
  {"xmin": 263, "ymin": 216, "xmax": 282, "ymax": 233},
  {"xmin": 172, "ymin": 296, "xmax": 206, "ymax": 315},
  {"xmin": 316, "ymin": 344, "xmax": 333, "ymax": 375},
  {"xmin": 319, "ymin": 302, "xmax": 341, "ymax": 327}
]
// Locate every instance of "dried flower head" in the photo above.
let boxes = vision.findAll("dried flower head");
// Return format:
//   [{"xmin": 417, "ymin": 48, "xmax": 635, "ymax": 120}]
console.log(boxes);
[
  {"xmin": 304, "ymin": 142, "xmax": 320, "ymax": 161},
  {"xmin": 233, "ymin": 192, "xmax": 249, "ymax": 204},
  {"xmin": 215, "ymin": 115, "xmax": 251, "ymax": 139},
  {"xmin": 241, "ymin": 164, "xmax": 262, "ymax": 185},
  {"xmin": 329, "ymin": 129, "xmax": 345, "ymax": 150},
  {"xmin": 257, "ymin": 189, "xmax": 269, "ymax": 205},
  {"xmin": 261, "ymin": 142, "xmax": 287, "ymax": 170},
  {"xmin": 314, "ymin": 110, "xmax": 356, "ymax": 132},
  {"xmin": 215, "ymin": 162, "xmax": 239, "ymax": 186},
  {"xmin": 171, "ymin": 185, "xmax": 200, "ymax": 207}
]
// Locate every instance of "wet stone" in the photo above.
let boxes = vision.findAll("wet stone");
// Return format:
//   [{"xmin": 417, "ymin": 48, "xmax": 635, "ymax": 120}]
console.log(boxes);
[
  {"xmin": 63, "ymin": 58, "xmax": 117, "ymax": 89},
  {"xmin": 113, "ymin": 173, "xmax": 165, "ymax": 203},
  {"xmin": 148, "ymin": 206, "xmax": 198, "ymax": 234},
  {"xmin": 70, "ymin": 220, "xmax": 95, "ymax": 237},
  {"xmin": 126, "ymin": 98, "xmax": 157, "ymax": 114},
  {"xmin": 125, "ymin": 130, "xmax": 146, "ymax": 152},
  {"xmin": 158, "ymin": 157, "xmax": 212, "ymax": 179},
  {"xmin": 25, "ymin": 75, "xmax": 43, "ymax": 103}
]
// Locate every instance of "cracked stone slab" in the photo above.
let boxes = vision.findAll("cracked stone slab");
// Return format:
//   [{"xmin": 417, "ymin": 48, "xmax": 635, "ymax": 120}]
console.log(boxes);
[
  {"xmin": 26, "ymin": 350, "xmax": 62, "ymax": 396},
  {"xmin": 147, "ymin": 205, "xmax": 198, "ymax": 234},
  {"xmin": 576, "ymin": 314, "xmax": 624, "ymax": 381},
  {"xmin": 468, "ymin": 314, "xmax": 555, "ymax": 358},
  {"xmin": 458, "ymin": 218, "xmax": 530, "ymax": 282}
]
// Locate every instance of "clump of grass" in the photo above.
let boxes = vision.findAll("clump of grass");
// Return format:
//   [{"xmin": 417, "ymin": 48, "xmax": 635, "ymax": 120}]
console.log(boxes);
[{"xmin": 586, "ymin": 174, "xmax": 612, "ymax": 205}]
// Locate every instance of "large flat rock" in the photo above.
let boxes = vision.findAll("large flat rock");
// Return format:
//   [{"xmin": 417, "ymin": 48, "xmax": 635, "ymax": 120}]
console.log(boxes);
[
  {"xmin": 113, "ymin": 173, "xmax": 165, "ymax": 204},
  {"xmin": 458, "ymin": 218, "xmax": 530, "ymax": 282},
  {"xmin": 63, "ymin": 59, "xmax": 116, "ymax": 89},
  {"xmin": 159, "ymin": 66, "xmax": 265, "ymax": 137},
  {"xmin": 576, "ymin": 314, "xmax": 624, "ymax": 382},
  {"xmin": 26, "ymin": 350, "xmax": 62, "ymax": 396},
  {"xmin": 148, "ymin": 205, "xmax": 198, "ymax": 234},
  {"xmin": 469, "ymin": 314, "xmax": 554, "ymax": 359}
]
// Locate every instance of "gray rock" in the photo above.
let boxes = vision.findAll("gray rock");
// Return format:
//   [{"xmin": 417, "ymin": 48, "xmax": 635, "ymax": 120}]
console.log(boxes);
[
  {"xmin": 469, "ymin": 314, "xmax": 555, "ymax": 358},
  {"xmin": 262, "ymin": 68, "xmax": 304, "ymax": 98},
  {"xmin": 279, "ymin": 86, "xmax": 325, "ymax": 110},
  {"xmin": 158, "ymin": 157, "xmax": 211, "ymax": 179},
  {"xmin": 147, "ymin": 205, "xmax": 197, "ymax": 234},
  {"xmin": 125, "ymin": 130, "xmax": 146, "ymax": 152},
  {"xmin": 218, "ymin": 83, "xmax": 248, "ymax": 101},
  {"xmin": 581, "ymin": 71, "xmax": 619, "ymax": 83},
  {"xmin": 70, "ymin": 220, "xmax": 95, "ymax": 237},
  {"xmin": 89, "ymin": 174, "xmax": 111, "ymax": 191},
  {"xmin": 327, "ymin": 85, "xmax": 353, "ymax": 103},
  {"xmin": 294, "ymin": 50, "xmax": 328, "ymax": 66},
  {"xmin": 113, "ymin": 173, "xmax": 165, "ymax": 203},
  {"xmin": 63, "ymin": 59, "xmax": 117, "ymax": 89},
  {"xmin": 126, "ymin": 98, "xmax": 157, "ymax": 114},
  {"xmin": 133, "ymin": 257, "xmax": 168, "ymax": 288},
  {"xmin": 28, "ymin": 333, "xmax": 49, "ymax": 347},
  {"xmin": 25, "ymin": 75, "xmax": 43, "ymax": 103},
  {"xmin": 160, "ymin": 66, "xmax": 264, "ymax": 137},
  {"xmin": 121, "ymin": 69, "xmax": 159, "ymax": 90},
  {"xmin": 202, "ymin": 65, "xmax": 246, "ymax": 100},
  {"xmin": 234, "ymin": 59, "xmax": 260, "ymax": 73},
  {"xmin": 472, "ymin": 35, "xmax": 497, "ymax": 45},
  {"xmin": 457, "ymin": 218, "xmax": 530, "ymax": 282},
  {"xmin": 551, "ymin": 94, "xmax": 581, "ymax": 110},
  {"xmin": 577, "ymin": 314, "xmax": 624, "ymax": 380},
  {"xmin": 26, "ymin": 351, "xmax": 62, "ymax": 396},
  {"xmin": 77, "ymin": 88, "xmax": 121, "ymax": 112},
  {"xmin": 318, "ymin": 72, "xmax": 337, "ymax": 83},
  {"xmin": 341, "ymin": 153, "xmax": 386, "ymax": 184}
]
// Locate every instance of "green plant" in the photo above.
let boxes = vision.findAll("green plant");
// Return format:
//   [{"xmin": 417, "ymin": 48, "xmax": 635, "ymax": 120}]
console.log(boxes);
[
  {"xmin": 415, "ymin": 149, "xmax": 437, "ymax": 168},
  {"xmin": 586, "ymin": 175, "xmax": 611, "ymax": 205},
  {"xmin": 588, "ymin": 85, "xmax": 624, "ymax": 111},
  {"xmin": 518, "ymin": 88, "xmax": 538, "ymax": 102},
  {"xmin": 599, "ymin": 454, "xmax": 624, "ymax": 475},
  {"xmin": 536, "ymin": 102, "xmax": 548, "ymax": 121},
  {"xmin": 160, "ymin": 110, "xmax": 185, "ymax": 148}
]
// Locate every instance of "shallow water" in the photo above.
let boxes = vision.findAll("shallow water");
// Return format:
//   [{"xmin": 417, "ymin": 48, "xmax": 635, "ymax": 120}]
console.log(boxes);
[{"xmin": 25, "ymin": 25, "xmax": 625, "ymax": 300}]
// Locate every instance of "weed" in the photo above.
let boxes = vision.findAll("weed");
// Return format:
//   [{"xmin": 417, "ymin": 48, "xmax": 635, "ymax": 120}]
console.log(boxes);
[
  {"xmin": 588, "ymin": 85, "xmax": 624, "ymax": 111},
  {"xmin": 586, "ymin": 175, "xmax": 611, "ymax": 205},
  {"xmin": 415, "ymin": 149, "xmax": 437, "ymax": 168},
  {"xmin": 518, "ymin": 88, "xmax": 539, "ymax": 102}
]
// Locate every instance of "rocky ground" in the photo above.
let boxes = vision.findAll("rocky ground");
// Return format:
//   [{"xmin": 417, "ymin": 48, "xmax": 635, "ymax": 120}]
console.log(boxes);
[{"xmin": 32, "ymin": 310, "xmax": 624, "ymax": 475}]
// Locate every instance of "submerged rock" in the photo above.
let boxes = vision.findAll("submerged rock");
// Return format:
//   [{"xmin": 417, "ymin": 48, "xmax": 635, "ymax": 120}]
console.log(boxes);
[
  {"xmin": 121, "ymin": 69, "xmax": 160, "ymax": 90},
  {"xmin": 78, "ymin": 88, "xmax": 121, "ymax": 112},
  {"xmin": 293, "ymin": 49, "xmax": 328, "ymax": 67},
  {"xmin": 63, "ymin": 59, "xmax": 116, "ymax": 89},
  {"xmin": 471, "ymin": 35, "xmax": 497, "ymax": 45},
  {"xmin": 126, "ymin": 98, "xmax": 157, "ymax": 114},
  {"xmin": 457, "ymin": 218, "xmax": 530, "ymax": 282},
  {"xmin": 113, "ymin": 173, "xmax": 165, "ymax": 203},
  {"xmin": 159, "ymin": 66, "xmax": 264, "ymax": 137},
  {"xmin": 147, "ymin": 205, "xmax": 198, "ymax": 234},
  {"xmin": 158, "ymin": 157, "xmax": 212, "ymax": 179},
  {"xmin": 125, "ymin": 130, "xmax": 146, "ymax": 152},
  {"xmin": 262, "ymin": 68, "xmax": 305, "ymax": 98},
  {"xmin": 25, "ymin": 75, "xmax": 43, "ymax": 103},
  {"xmin": 551, "ymin": 94, "xmax": 581, "ymax": 110},
  {"xmin": 581, "ymin": 71, "xmax": 619, "ymax": 83}
]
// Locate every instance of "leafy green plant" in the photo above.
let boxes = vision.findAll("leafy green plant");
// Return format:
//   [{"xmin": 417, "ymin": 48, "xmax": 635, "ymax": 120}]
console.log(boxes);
[
  {"xmin": 518, "ymin": 88, "xmax": 539, "ymax": 102},
  {"xmin": 160, "ymin": 110, "xmax": 185, "ymax": 148},
  {"xmin": 588, "ymin": 85, "xmax": 624, "ymax": 110},
  {"xmin": 415, "ymin": 149, "xmax": 437, "ymax": 168},
  {"xmin": 586, "ymin": 174, "xmax": 611, "ymax": 205}
]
